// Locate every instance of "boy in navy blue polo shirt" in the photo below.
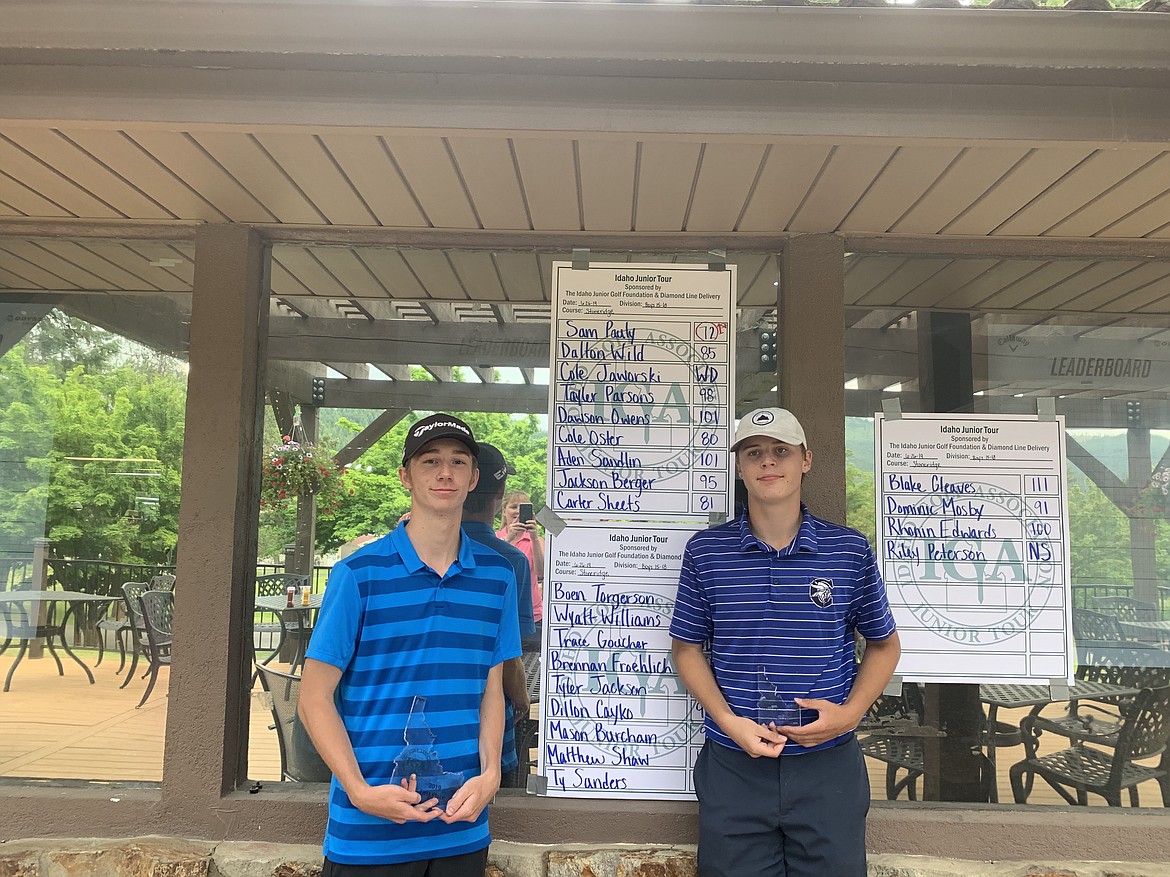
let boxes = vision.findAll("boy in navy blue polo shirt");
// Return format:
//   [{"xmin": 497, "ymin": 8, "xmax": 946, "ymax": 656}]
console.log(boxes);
[
  {"xmin": 299, "ymin": 414, "xmax": 521, "ymax": 877},
  {"xmin": 670, "ymin": 407, "xmax": 900, "ymax": 877}
]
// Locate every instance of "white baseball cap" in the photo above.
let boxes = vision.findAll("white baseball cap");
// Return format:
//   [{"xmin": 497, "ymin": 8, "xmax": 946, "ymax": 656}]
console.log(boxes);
[{"xmin": 730, "ymin": 407, "xmax": 807, "ymax": 452}]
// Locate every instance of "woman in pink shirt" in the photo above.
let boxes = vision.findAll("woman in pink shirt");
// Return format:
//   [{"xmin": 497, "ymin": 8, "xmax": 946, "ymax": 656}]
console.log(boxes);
[{"xmin": 498, "ymin": 490, "xmax": 544, "ymax": 649}]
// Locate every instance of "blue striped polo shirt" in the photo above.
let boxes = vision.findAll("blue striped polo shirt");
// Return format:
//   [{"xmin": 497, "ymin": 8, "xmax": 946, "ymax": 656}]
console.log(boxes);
[
  {"xmin": 305, "ymin": 520, "xmax": 521, "ymax": 865},
  {"xmin": 669, "ymin": 505, "xmax": 896, "ymax": 754}
]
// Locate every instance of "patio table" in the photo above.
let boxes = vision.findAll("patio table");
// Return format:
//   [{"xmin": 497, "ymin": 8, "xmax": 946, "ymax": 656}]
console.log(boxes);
[
  {"xmin": 254, "ymin": 592, "xmax": 322, "ymax": 674},
  {"xmin": 979, "ymin": 679, "xmax": 1143, "ymax": 799},
  {"xmin": 0, "ymin": 590, "xmax": 119, "ymax": 691}
]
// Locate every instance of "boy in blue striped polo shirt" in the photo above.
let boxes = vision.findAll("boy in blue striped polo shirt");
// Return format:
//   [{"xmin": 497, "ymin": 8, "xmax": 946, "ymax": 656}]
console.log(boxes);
[
  {"xmin": 300, "ymin": 413, "xmax": 521, "ymax": 877},
  {"xmin": 670, "ymin": 407, "xmax": 900, "ymax": 877}
]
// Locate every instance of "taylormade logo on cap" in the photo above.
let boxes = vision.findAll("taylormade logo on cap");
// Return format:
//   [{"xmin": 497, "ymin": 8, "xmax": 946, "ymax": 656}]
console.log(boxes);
[
  {"xmin": 730, "ymin": 407, "xmax": 807, "ymax": 451},
  {"xmin": 401, "ymin": 413, "xmax": 479, "ymax": 465},
  {"xmin": 412, "ymin": 419, "xmax": 471, "ymax": 439}
]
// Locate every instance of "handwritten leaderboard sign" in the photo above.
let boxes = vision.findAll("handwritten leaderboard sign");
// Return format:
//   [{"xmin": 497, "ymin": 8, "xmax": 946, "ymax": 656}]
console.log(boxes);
[
  {"xmin": 549, "ymin": 262, "xmax": 736, "ymax": 521},
  {"xmin": 539, "ymin": 522, "xmax": 705, "ymax": 800},
  {"xmin": 875, "ymin": 413, "xmax": 1073, "ymax": 685}
]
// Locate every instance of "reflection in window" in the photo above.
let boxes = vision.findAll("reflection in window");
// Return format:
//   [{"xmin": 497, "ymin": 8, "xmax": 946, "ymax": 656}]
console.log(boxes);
[
  {"xmin": 0, "ymin": 298, "xmax": 189, "ymax": 782},
  {"xmin": 846, "ymin": 277, "xmax": 1170, "ymax": 807}
]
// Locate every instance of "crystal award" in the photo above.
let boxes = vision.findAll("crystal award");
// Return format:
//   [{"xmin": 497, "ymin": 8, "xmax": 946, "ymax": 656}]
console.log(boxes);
[
  {"xmin": 756, "ymin": 665, "xmax": 813, "ymax": 727},
  {"xmin": 389, "ymin": 695, "xmax": 465, "ymax": 810}
]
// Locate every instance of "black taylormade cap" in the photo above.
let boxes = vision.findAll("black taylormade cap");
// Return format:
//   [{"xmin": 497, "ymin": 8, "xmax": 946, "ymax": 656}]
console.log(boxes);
[
  {"xmin": 401, "ymin": 413, "xmax": 479, "ymax": 465},
  {"xmin": 467, "ymin": 443, "xmax": 516, "ymax": 496}
]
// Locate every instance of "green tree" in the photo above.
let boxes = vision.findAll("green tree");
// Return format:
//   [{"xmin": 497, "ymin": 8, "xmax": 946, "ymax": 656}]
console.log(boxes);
[
  {"xmin": 845, "ymin": 449, "xmax": 877, "ymax": 547},
  {"xmin": 308, "ymin": 408, "xmax": 549, "ymax": 554},
  {"xmin": 46, "ymin": 364, "xmax": 186, "ymax": 562},
  {"xmin": 23, "ymin": 310, "xmax": 121, "ymax": 378},
  {"xmin": 0, "ymin": 315, "xmax": 188, "ymax": 566},
  {"xmin": 0, "ymin": 346, "xmax": 58, "ymax": 556},
  {"xmin": 1066, "ymin": 478, "xmax": 1134, "ymax": 586}
]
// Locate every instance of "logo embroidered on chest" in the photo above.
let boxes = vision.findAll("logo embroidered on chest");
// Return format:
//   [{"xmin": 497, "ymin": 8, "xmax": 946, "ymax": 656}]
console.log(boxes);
[{"xmin": 809, "ymin": 578, "xmax": 833, "ymax": 608}]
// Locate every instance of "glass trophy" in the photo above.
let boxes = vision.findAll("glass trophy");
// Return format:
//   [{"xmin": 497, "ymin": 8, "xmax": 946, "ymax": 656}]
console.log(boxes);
[
  {"xmin": 757, "ymin": 665, "xmax": 814, "ymax": 728},
  {"xmin": 389, "ymin": 695, "xmax": 465, "ymax": 810}
]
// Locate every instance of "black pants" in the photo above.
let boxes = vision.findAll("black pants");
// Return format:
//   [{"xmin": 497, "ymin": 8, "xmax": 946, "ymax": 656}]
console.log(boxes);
[
  {"xmin": 693, "ymin": 737, "xmax": 869, "ymax": 877},
  {"xmin": 322, "ymin": 848, "xmax": 487, "ymax": 877}
]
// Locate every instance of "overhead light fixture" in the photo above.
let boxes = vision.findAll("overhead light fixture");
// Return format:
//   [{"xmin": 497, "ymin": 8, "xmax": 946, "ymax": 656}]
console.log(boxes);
[
  {"xmin": 844, "ymin": 378, "xmax": 860, "ymax": 390},
  {"xmin": 883, "ymin": 382, "xmax": 903, "ymax": 393}
]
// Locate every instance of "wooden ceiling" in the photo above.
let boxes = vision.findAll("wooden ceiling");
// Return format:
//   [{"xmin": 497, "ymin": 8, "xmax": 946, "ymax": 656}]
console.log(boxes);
[{"xmin": 2, "ymin": 0, "xmax": 1169, "ymax": 422}]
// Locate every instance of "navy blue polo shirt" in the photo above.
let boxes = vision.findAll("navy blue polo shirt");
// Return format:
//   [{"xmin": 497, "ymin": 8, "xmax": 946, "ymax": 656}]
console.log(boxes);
[
  {"xmin": 306, "ymin": 521, "xmax": 521, "ymax": 865},
  {"xmin": 669, "ymin": 505, "xmax": 896, "ymax": 754}
]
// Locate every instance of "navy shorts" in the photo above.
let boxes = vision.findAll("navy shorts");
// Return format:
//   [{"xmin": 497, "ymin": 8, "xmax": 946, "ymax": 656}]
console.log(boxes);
[
  {"xmin": 693, "ymin": 736, "xmax": 870, "ymax": 877},
  {"xmin": 322, "ymin": 848, "xmax": 487, "ymax": 877}
]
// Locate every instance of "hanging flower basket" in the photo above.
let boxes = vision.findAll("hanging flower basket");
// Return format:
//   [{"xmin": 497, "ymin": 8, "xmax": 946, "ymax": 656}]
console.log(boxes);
[
  {"xmin": 1137, "ymin": 465, "xmax": 1170, "ymax": 518},
  {"xmin": 260, "ymin": 435, "xmax": 346, "ymax": 514}
]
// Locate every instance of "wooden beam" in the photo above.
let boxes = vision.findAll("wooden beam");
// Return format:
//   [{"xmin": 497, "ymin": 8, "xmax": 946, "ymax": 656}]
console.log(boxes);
[
  {"xmin": 266, "ymin": 359, "xmax": 322, "ymax": 403},
  {"xmin": 845, "ymin": 392, "xmax": 1170, "ymax": 429},
  {"xmin": 323, "ymin": 378, "xmax": 547, "ymax": 412},
  {"xmin": 267, "ymin": 316, "xmax": 549, "ymax": 367},
  {"xmin": 373, "ymin": 363, "xmax": 411, "ymax": 381},
  {"xmin": 270, "ymin": 389, "xmax": 295, "ymax": 438},
  {"xmin": 61, "ymin": 293, "xmax": 189, "ymax": 359},
  {"xmin": 335, "ymin": 407, "xmax": 409, "ymax": 467},
  {"xmin": 323, "ymin": 362, "xmax": 370, "ymax": 380}
]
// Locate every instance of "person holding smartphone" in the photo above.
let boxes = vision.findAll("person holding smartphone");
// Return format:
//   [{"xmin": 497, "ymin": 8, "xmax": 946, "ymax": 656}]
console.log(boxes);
[{"xmin": 498, "ymin": 491, "xmax": 544, "ymax": 650}]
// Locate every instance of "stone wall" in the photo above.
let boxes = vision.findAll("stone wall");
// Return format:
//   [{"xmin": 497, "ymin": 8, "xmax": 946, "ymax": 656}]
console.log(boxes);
[{"xmin": 1, "ymin": 838, "xmax": 1169, "ymax": 877}]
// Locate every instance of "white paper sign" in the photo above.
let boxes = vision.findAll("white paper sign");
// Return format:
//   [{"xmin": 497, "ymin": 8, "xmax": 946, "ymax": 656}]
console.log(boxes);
[
  {"xmin": 537, "ymin": 261, "xmax": 736, "ymax": 800},
  {"xmin": 548, "ymin": 263, "xmax": 735, "ymax": 521},
  {"xmin": 539, "ymin": 522, "xmax": 705, "ymax": 800},
  {"xmin": 874, "ymin": 413, "xmax": 1073, "ymax": 684}
]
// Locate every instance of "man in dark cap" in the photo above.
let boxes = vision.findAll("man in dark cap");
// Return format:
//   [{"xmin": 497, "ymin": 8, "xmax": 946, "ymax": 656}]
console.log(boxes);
[
  {"xmin": 459, "ymin": 442, "xmax": 537, "ymax": 787},
  {"xmin": 300, "ymin": 413, "xmax": 521, "ymax": 877}
]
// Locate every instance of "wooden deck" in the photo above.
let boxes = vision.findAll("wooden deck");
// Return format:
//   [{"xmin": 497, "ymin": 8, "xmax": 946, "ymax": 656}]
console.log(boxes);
[
  {"xmin": 0, "ymin": 648, "xmax": 280, "ymax": 782},
  {"xmin": 1, "ymin": 649, "xmax": 1165, "ymax": 808}
]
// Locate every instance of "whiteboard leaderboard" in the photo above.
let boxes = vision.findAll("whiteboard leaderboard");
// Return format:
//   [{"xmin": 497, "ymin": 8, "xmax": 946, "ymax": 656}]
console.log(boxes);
[{"xmin": 875, "ymin": 412, "xmax": 1073, "ymax": 685}]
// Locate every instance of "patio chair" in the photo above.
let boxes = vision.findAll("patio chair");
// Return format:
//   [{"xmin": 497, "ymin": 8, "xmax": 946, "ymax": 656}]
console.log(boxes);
[
  {"xmin": 117, "ymin": 581, "xmax": 151, "ymax": 686},
  {"xmin": 1035, "ymin": 664, "xmax": 1170, "ymax": 744},
  {"xmin": 858, "ymin": 682, "xmax": 928, "ymax": 800},
  {"xmin": 1010, "ymin": 684, "xmax": 1170, "ymax": 807},
  {"xmin": 149, "ymin": 573, "xmax": 177, "ymax": 592},
  {"xmin": 1072, "ymin": 608, "xmax": 1125, "ymax": 642},
  {"xmin": 134, "ymin": 589, "xmax": 173, "ymax": 709},
  {"xmin": 252, "ymin": 573, "xmax": 311, "ymax": 678},
  {"xmin": 1091, "ymin": 596, "xmax": 1160, "ymax": 624},
  {"xmin": 96, "ymin": 580, "xmax": 147, "ymax": 671},
  {"xmin": 254, "ymin": 663, "xmax": 331, "ymax": 782},
  {"xmin": 0, "ymin": 581, "xmax": 69, "ymax": 692}
]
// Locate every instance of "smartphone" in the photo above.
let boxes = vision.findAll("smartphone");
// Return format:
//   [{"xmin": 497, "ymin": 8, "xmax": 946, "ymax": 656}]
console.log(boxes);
[{"xmin": 518, "ymin": 502, "xmax": 534, "ymax": 523}]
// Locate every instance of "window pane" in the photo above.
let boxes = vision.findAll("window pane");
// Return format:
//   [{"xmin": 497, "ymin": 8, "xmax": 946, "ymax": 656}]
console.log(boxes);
[
  {"xmin": 245, "ymin": 245, "xmax": 776, "ymax": 793},
  {"xmin": 846, "ymin": 253, "xmax": 1170, "ymax": 808},
  {"xmin": 0, "ymin": 267, "xmax": 191, "ymax": 782}
]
